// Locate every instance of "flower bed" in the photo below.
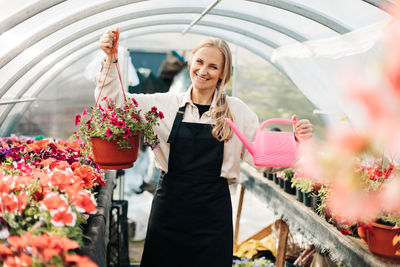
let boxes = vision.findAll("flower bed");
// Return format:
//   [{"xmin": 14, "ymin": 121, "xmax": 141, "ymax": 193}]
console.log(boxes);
[{"xmin": 0, "ymin": 136, "xmax": 104, "ymax": 266}]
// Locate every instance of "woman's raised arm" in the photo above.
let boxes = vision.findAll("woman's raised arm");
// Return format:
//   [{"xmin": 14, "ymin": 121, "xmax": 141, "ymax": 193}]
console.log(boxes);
[{"xmin": 95, "ymin": 29, "xmax": 172, "ymax": 113}]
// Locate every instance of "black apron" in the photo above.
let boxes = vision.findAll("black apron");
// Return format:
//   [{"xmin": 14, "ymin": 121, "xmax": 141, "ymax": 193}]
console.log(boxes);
[{"xmin": 140, "ymin": 105, "xmax": 233, "ymax": 267}]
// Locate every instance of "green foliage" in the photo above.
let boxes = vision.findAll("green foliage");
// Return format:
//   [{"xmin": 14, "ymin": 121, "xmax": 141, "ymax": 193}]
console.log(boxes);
[
  {"xmin": 316, "ymin": 186, "xmax": 328, "ymax": 217},
  {"xmin": 378, "ymin": 214, "xmax": 400, "ymax": 227},
  {"xmin": 282, "ymin": 168, "xmax": 294, "ymax": 181},
  {"xmin": 72, "ymin": 97, "xmax": 163, "ymax": 150},
  {"xmin": 291, "ymin": 176, "xmax": 313, "ymax": 193}
]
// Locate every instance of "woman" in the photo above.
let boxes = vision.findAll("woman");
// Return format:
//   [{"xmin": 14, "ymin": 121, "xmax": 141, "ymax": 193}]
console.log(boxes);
[{"xmin": 97, "ymin": 30, "xmax": 313, "ymax": 267}]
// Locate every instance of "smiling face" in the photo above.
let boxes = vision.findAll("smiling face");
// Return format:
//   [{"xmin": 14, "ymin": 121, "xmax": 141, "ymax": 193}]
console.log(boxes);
[{"xmin": 190, "ymin": 46, "xmax": 225, "ymax": 92}]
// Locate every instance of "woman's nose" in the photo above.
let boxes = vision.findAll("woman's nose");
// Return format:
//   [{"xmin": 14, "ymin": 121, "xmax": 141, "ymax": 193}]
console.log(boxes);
[{"xmin": 198, "ymin": 66, "xmax": 207, "ymax": 75}]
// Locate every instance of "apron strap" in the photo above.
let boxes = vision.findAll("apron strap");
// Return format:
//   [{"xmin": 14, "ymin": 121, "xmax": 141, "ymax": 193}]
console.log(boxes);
[{"xmin": 167, "ymin": 105, "xmax": 186, "ymax": 144}]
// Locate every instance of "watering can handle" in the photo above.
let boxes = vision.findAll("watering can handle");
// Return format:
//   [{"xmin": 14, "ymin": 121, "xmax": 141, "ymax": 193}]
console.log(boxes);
[{"xmin": 258, "ymin": 119, "xmax": 296, "ymax": 133}]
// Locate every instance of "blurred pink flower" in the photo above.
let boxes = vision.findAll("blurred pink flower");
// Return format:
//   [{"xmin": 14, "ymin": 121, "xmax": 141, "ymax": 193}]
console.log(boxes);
[
  {"xmin": 378, "ymin": 176, "xmax": 400, "ymax": 213},
  {"xmin": 295, "ymin": 140, "xmax": 325, "ymax": 185},
  {"xmin": 327, "ymin": 179, "xmax": 381, "ymax": 224},
  {"xmin": 326, "ymin": 127, "xmax": 369, "ymax": 155}
]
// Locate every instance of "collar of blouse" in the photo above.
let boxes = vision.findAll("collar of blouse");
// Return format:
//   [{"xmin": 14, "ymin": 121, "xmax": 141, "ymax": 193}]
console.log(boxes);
[{"xmin": 180, "ymin": 86, "xmax": 218, "ymax": 110}]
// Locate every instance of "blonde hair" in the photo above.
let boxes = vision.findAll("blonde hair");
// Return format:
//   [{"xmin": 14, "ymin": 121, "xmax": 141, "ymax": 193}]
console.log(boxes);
[{"xmin": 191, "ymin": 38, "xmax": 234, "ymax": 142}]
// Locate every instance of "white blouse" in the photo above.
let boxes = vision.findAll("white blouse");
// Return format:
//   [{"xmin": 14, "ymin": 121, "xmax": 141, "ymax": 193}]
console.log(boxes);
[{"xmin": 94, "ymin": 60, "xmax": 275, "ymax": 183}]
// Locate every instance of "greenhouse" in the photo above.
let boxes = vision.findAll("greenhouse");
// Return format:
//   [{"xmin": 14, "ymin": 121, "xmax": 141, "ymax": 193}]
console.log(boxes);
[{"xmin": 0, "ymin": 0, "xmax": 399, "ymax": 266}]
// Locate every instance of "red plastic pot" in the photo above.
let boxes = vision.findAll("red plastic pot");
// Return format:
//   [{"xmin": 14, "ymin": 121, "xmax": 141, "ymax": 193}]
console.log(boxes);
[
  {"xmin": 90, "ymin": 134, "xmax": 140, "ymax": 169},
  {"xmin": 367, "ymin": 221, "xmax": 400, "ymax": 264},
  {"xmin": 357, "ymin": 224, "xmax": 368, "ymax": 244}
]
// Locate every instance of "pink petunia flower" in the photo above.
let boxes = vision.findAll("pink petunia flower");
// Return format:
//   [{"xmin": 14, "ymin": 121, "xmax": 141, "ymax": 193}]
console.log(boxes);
[
  {"xmin": 74, "ymin": 114, "xmax": 81, "ymax": 126},
  {"xmin": 86, "ymin": 119, "xmax": 92, "ymax": 130},
  {"xmin": 106, "ymin": 128, "xmax": 113, "ymax": 138},
  {"xmin": 110, "ymin": 118, "xmax": 118, "ymax": 126},
  {"xmin": 151, "ymin": 106, "xmax": 158, "ymax": 113},
  {"xmin": 117, "ymin": 120, "xmax": 126, "ymax": 128},
  {"xmin": 123, "ymin": 128, "xmax": 130, "ymax": 138},
  {"xmin": 124, "ymin": 105, "xmax": 130, "ymax": 111},
  {"xmin": 158, "ymin": 111, "xmax": 164, "ymax": 119},
  {"xmin": 131, "ymin": 98, "xmax": 138, "ymax": 106},
  {"xmin": 82, "ymin": 108, "xmax": 87, "ymax": 116}
]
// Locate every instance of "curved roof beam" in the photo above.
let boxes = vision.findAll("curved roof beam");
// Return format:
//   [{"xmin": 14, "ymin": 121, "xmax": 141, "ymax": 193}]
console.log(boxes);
[
  {"xmin": 4, "ymin": 20, "xmax": 280, "ymax": 102},
  {"xmin": 0, "ymin": 25, "xmax": 286, "ymax": 128},
  {"xmin": 2, "ymin": 19, "xmax": 280, "ymax": 101},
  {"xmin": 0, "ymin": 0, "xmax": 67, "ymax": 34},
  {"xmin": 0, "ymin": 0, "xmax": 146, "ymax": 69},
  {"xmin": 0, "ymin": 0, "xmax": 352, "ymax": 70},
  {"xmin": 0, "ymin": 9, "xmax": 306, "ymax": 98},
  {"xmin": 208, "ymin": 9, "xmax": 307, "ymax": 42},
  {"xmin": 246, "ymin": 0, "xmax": 353, "ymax": 33}
]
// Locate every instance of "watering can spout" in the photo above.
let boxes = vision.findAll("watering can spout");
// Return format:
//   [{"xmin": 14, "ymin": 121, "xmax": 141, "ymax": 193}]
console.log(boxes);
[{"xmin": 224, "ymin": 118, "xmax": 254, "ymax": 155}]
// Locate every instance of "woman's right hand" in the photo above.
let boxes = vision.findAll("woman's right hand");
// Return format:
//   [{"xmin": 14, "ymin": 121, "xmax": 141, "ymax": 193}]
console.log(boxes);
[{"xmin": 99, "ymin": 29, "xmax": 119, "ymax": 63}]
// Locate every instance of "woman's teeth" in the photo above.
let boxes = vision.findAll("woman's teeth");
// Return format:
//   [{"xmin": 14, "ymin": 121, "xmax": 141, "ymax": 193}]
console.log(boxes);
[{"xmin": 196, "ymin": 74, "xmax": 208, "ymax": 81}]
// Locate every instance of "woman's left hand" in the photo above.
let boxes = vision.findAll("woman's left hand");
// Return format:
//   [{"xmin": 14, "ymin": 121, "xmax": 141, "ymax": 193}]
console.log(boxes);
[{"xmin": 291, "ymin": 114, "xmax": 313, "ymax": 141}]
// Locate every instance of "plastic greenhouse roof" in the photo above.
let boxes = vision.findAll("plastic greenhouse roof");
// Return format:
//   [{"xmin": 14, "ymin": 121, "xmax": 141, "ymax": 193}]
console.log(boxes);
[{"xmin": 0, "ymin": 0, "xmax": 395, "ymax": 133}]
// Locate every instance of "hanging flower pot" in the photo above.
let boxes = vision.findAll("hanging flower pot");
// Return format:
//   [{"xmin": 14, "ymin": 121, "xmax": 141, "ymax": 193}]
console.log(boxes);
[
  {"xmin": 367, "ymin": 221, "xmax": 400, "ymax": 264},
  {"xmin": 91, "ymin": 134, "xmax": 140, "ymax": 169},
  {"xmin": 71, "ymin": 28, "xmax": 164, "ymax": 165}
]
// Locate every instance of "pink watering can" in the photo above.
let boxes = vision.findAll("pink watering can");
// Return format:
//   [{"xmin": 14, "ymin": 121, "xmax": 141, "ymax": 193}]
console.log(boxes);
[{"xmin": 225, "ymin": 118, "xmax": 297, "ymax": 167}]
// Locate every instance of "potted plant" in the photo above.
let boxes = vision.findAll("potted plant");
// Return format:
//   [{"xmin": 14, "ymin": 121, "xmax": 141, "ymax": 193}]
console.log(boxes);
[
  {"xmin": 291, "ymin": 176, "xmax": 313, "ymax": 206},
  {"xmin": 72, "ymin": 97, "xmax": 164, "ymax": 169},
  {"xmin": 263, "ymin": 172, "xmax": 274, "ymax": 181},
  {"xmin": 291, "ymin": 176, "xmax": 304, "ymax": 202},
  {"xmin": 311, "ymin": 184, "xmax": 324, "ymax": 214},
  {"xmin": 274, "ymin": 173, "xmax": 280, "ymax": 185},
  {"xmin": 354, "ymin": 160, "xmax": 400, "ymax": 263},
  {"xmin": 362, "ymin": 213, "xmax": 400, "ymax": 263},
  {"xmin": 278, "ymin": 172, "xmax": 284, "ymax": 189},
  {"xmin": 301, "ymin": 180, "xmax": 313, "ymax": 207},
  {"xmin": 280, "ymin": 168, "xmax": 296, "ymax": 195}
]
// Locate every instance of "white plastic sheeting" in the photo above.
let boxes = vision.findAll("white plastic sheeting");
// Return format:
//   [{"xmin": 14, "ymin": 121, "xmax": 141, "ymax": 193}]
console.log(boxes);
[
  {"xmin": 0, "ymin": 0, "xmax": 394, "ymax": 134},
  {"xmin": 271, "ymin": 18, "xmax": 392, "ymax": 124}
]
